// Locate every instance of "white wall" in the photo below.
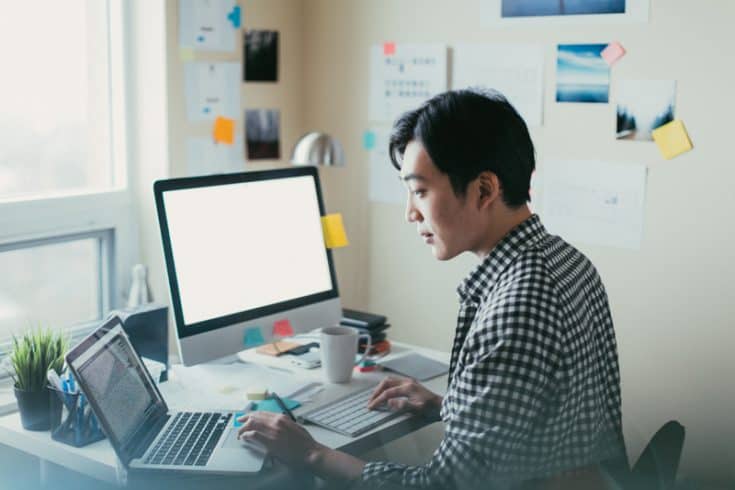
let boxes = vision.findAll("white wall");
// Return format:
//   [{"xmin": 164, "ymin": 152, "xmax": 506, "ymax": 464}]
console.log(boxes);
[{"xmin": 154, "ymin": 0, "xmax": 735, "ymax": 485}]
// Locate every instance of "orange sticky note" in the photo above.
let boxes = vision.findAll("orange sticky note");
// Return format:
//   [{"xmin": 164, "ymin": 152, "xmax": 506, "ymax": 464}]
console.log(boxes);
[
  {"xmin": 213, "ymin": 116, "xmax": 235, "ymax": 145},
  {"xmin": 601, "ymin": 42, "xmax": 626, "ymax": 66},
  {"xmin": 651, "ymin": 120, "xmax": 693, "ymax": 160},
  {"xmin": 321, "ymin": 213, "xmax": 349, "ymax": 249},
  {"xmin": 273, "ymin": 319, "xmax": 294, "ymax": 337},
  {"xmin": 383, "ymin": 42, "xmax": 396, "ymax": 56}
]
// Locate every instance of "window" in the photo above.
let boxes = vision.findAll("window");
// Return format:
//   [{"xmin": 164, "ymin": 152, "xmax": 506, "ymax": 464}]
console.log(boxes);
[{"xmin": 0, "ymin": 1, "xmax": 135, "ymax": 355}]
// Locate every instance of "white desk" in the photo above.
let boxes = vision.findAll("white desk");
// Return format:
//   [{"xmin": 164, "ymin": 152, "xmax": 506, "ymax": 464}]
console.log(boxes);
[{"xmin": 0, "ymin": 341, "xmax": 448, "ymax": 488}]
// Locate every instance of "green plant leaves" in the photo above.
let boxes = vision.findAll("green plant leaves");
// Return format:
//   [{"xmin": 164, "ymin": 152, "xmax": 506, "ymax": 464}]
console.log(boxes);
[{"xmin": 9, "ymin": 329, "xmax": 68, "ymax": 392}]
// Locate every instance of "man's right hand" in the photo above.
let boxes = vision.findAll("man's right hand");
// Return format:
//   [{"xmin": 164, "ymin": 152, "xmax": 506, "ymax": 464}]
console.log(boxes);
[{"xmin": 367, "ymin": 376, "xmax": 442, "ymax": 419}]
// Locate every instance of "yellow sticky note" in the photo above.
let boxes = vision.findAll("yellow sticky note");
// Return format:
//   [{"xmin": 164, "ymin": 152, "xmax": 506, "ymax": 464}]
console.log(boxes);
[
  {"xmin": 179, "ymin": 48, "xmax": 195, "ymax": 62},
  {"xmin": 652, "ymin": 120, "xmax": 693, "ymax": 160},
  {"xmin": 213, "ymin": 116, "xmax": 235, "ymax": 145},
  {"xmin": 321, "ymin": 213, "xmax": 349, "ymax": 249}
]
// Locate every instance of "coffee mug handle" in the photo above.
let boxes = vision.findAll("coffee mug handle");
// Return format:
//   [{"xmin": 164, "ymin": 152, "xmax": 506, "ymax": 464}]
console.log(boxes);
[{"xmin": 356, "ymin": 333, "xmax": 372, "ymax": 366}]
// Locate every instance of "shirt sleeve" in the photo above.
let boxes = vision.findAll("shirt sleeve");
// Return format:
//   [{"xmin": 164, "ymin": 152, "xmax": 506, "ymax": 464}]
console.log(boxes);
[{"xmin": 358, "ymin": 273, "xmax": 563, "ymax": 489}]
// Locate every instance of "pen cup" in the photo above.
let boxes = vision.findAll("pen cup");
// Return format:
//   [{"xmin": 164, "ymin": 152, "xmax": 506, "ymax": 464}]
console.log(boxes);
[
  {"xmin": 47, "ymin": 384, "xmax": 63, "ymax": 432},
  {"xmin": 48, "ymin": 386, "xmax": 105, "ymax": 448}
]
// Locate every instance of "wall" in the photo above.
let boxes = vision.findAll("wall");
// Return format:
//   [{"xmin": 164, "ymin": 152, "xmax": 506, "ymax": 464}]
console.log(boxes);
[{"xmin": 301, "ymin": 0, "xmax": 735, "ymax": 485}]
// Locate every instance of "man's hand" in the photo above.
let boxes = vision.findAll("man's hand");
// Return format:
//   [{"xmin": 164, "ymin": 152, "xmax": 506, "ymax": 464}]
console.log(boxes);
[
  {"xmin": 367, "ymin": 376, "xmax": 442, "ymax": 419},
  {"xmin": 237, "ymin": 411, "xmax": 324, "ymax": 467}
]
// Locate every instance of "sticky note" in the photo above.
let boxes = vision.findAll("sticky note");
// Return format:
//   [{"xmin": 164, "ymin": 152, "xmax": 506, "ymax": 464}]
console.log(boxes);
[
  {"xmin": 179, "ymin": 48, "xmax": 195, "ymax": 62},
  {"xmin": 321, "ymin": 213, "xmax": 349, "ymax": 249},
  {"xmin": 383, "ymin": 42, "xmax": 396, "ymax": 56},
  {"xmin": 227, "ymin": 5, "xmax": 242, "ymax": 28},
  {"xmin": 246, "ymin": 386, "xmax": 268, "ymax": 400},
  {"xmin": 601, "ymin": 42, "xmax": 626, "ymax": 66},
  {"xmin": 363, "ymin": 130, "xmax": 376, "ymax": 150},
  {"xmin": 273, "ymin": 319, "xmax": 294, "ymax": 337},
  {"xmin": 234, "ymin": 412, "xmax": 244, "ymax": 427},
  {"xmin": 244, "ymin": 327, "xmax": 265, "ymax": 347},
  {"xmin": 213, "ymin": 116, "xmax": 235, "ymax": 145},
  {"xmin": 253, "ymin": 397, "xmax": 301, "ymax": 414},
  {"xmin": 652, "ymin": 120, "xmax": 693, "ymax": 160}
]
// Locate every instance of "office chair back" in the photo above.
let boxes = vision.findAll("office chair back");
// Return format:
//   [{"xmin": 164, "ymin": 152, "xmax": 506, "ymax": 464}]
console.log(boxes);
[{"xmin": 630, "ymin": 420, "xmax": 685, "ymax": 490}]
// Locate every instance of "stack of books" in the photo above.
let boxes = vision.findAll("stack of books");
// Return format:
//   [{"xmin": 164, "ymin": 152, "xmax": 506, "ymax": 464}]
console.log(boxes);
[{"xmin": 341, "ymin": 308, "xmax": 391, "ymax": 357}]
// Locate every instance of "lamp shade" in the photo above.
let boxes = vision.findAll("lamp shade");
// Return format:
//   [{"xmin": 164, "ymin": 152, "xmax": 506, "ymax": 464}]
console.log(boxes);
[{"xmin": 290, "ymin": 132, "xmax": 345, "ymax": 166}]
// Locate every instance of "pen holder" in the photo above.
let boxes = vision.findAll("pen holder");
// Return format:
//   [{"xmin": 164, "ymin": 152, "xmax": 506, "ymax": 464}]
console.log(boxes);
[{"xmin": 49, "ymin": 386, "xmax": 105, "ymax": 447}]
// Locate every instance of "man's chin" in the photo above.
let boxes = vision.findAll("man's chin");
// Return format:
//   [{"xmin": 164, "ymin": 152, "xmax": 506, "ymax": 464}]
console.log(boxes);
[{"xmin": 431, "ymin": 246, "xmax": 458, "ymax": 261}]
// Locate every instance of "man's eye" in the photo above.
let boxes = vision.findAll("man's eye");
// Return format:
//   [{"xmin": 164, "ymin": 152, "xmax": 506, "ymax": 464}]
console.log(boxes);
[{"xmin": 413, "ymin": 189, "xmax": 426, "ymax": 197}]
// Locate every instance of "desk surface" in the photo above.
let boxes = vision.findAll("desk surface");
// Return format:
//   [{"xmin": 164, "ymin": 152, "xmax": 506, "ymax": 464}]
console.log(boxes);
[{"xmin": 0, "ymin": 340, "xmax": 449, "ymax": 487}]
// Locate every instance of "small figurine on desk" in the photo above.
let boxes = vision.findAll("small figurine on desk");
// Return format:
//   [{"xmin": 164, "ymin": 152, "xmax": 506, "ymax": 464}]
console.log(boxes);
[{"xmin": 127, "ymin": 264, "xmax": 152, "ymax": 308}]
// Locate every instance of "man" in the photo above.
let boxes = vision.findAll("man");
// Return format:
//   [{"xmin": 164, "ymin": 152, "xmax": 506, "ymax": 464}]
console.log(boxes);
[{"xmin": 237, "ymin": 90, "xmax": 627, "ymax": 489}]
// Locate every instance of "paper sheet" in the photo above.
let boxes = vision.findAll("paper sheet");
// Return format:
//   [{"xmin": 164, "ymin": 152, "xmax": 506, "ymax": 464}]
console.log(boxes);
[
  {"xmin": 480, "ymin": 0, "xmax": 650, "ymax": 26},
  {"xmin": 540, "ymin": 159, "xmax": 648, "ymax": 250},
  {"xmin": 179, "ymin": 0, "xmax": 239, "ymax": 53},
  {"xmin": 367, "ymin": 127, "xmax": 405, "ymax": 205},
  {"xmin": 186, "ymin": 137, "xmax": 244, "ymax": 177},
  {"xmin": 453, "ymin": 43, "xmax": 545, "ymax": 127},
  {"xmin": 184, "ymin": 62, "xmax": 240, "ymax": 122},
  {"xmin": 369, "ymin": 43, "xmax": 448, "ymax": 122},
  {"xmin": 163, "ymin": 363, "xmax": 309, "ymax": 412}
]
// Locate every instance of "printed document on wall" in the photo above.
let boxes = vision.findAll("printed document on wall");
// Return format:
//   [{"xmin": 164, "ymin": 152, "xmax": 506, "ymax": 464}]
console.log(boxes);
[
  {"xmin": 453, "ymin": 44, "xmax": 544, "ymax": 127},
  {"xmin": 541, "ymin": 159, "xmax": 647, "ymax": 249},
  {"xmin": 179, "ymin": 0, "xmax": 239, "ymax": 52},
  {"xmin": 185, "ymin": 62, "xmax": 240, "ymax": 122},
  {"xmin": 186, "ymin": 137, "xmax": 244, "ymax": 177},
  {"xmin": 369, "ymin": 44, "xmax": 447, "ymax": 122},
  {"xmin": 368, "ymin": 127, "xmax": 404, "ymax": 204}
]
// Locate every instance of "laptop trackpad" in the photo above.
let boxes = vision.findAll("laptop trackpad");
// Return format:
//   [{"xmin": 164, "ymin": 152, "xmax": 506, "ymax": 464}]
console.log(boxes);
[{"xmin": 222, "ymin": 426, "xmax": 267, "ymax": 455}]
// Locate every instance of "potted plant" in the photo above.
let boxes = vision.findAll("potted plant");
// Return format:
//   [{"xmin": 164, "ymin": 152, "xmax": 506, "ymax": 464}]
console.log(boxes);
[{"xmin": 7, "ymin": 329, "xmax": 67, "ymax": 431}]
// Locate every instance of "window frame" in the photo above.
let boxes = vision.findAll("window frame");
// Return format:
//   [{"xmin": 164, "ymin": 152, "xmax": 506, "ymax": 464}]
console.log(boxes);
[{"xmin": 0, "ymin": 0, "xmax": 137, "ymax": 369}]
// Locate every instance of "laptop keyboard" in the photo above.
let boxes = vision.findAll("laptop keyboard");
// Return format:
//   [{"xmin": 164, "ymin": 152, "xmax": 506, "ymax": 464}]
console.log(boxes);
[
  {"xmin": 144, "ymin": 412, "xmax": 231, "ymax": 466},
  {"xmin": 300, "ymin": 387, "xmax": 402, "ymax": 437}
]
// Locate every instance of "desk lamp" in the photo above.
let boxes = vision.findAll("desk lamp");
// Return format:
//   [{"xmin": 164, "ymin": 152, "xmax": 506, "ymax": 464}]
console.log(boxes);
[{"xmin": 290, "ymin": 132, "xmax": 345, "ymax": 166}]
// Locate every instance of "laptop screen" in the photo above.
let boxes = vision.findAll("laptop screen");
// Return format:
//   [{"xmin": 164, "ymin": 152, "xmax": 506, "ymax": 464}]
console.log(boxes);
[{"xmin": 67, "ymin": 319, "xmax": 167, "ymax": 463}]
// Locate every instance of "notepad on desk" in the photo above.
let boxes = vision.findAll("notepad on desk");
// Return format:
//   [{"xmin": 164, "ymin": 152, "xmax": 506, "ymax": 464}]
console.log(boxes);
[{"xmin": 378, "ymin": 352, "xmax": 449, "ymax": 381}]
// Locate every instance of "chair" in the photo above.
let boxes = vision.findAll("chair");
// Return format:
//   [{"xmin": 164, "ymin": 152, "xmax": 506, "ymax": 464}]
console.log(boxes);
[{"xmin": 629, "ymin": 421, "xmax": 686, "ymax": 489}]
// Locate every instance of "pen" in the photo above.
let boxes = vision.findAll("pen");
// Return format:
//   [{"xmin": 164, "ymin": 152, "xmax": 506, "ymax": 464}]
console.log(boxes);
[{"xmin": 269, "ymin": 392, "xmax": 297, "ymax": 422}]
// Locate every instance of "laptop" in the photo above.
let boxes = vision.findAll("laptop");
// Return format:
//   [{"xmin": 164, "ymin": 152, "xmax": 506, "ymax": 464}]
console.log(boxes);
[{"xmin": 65, "ymin": 317, "xmax": 266, "ymax": 475}]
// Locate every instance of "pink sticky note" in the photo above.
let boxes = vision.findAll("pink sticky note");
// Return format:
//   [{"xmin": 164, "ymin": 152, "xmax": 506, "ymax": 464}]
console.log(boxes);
[
  {"xmin": 273, "ymin": 319, "xmax": 294, "ymax": 337},
  {"xmin": 383, "ymin": 42, "xmax": 396, "ymax": 56},
  {"xmin": 601, "ymin": 42, "xmax": 626, "ymax": 66}
]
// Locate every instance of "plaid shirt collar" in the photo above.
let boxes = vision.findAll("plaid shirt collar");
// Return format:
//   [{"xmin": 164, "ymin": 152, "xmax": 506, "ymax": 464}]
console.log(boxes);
[{"xmin": 457, "ymin": 214, "xmax": 547, "ymax": 306}]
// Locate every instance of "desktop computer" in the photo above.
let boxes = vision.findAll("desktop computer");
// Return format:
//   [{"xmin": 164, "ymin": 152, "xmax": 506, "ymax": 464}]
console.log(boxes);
[{"xmin": 154, "ymin": 167, "xmax": 342, "ymax": 366}]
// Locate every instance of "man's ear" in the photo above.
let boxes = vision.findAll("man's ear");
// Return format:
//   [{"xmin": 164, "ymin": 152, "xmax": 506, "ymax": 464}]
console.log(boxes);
[{"xmin": 476, "ymin": 171, "xmax": 500, "ymax": 209}]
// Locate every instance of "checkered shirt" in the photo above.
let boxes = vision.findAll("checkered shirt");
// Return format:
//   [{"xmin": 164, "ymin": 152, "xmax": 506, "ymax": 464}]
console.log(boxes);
[{"xmin": 360, "ymin": 215, "xmax": 625, "ymax": 489}]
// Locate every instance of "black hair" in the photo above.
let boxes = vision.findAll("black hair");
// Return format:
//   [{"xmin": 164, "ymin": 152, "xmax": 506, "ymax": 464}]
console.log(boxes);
[{"xmin": 389, "ymin": 89, "xmax": 535, "ymax": 207}]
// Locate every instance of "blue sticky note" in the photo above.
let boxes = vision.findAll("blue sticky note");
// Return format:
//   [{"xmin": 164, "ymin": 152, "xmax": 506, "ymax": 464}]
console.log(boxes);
[
  {"xmin": 197, "ymin": 35, "xmax": 205, "ymax": 43},
  {"xmin": 243, "ymin": 327, "xmax": 265, "ymax": 347},
  {"xmin": 227, "ymin": 6, "xmax": 242, "ymax": 28},
  {"xmin": 253, "ymin": 397, "xmax": 300, "ymax": 413},
  {"xmin": 363, "ymin": 131, "xmax": 376, "ymax": 150},
  {"xmin": 234, "ymin": 411, "xmax": 244, "ymax": 427}
]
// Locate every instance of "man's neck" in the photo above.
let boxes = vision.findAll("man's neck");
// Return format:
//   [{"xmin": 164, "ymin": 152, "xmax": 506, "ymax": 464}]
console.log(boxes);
[{"xmin": 474, "ymin": 205, "xmax": 532, "ymax": 259}]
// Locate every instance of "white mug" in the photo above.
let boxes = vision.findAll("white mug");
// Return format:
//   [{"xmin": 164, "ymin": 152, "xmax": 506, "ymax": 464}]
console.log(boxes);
[{"xmin": 319, "ymin": 326, "xmax": 371, "ymax": 383}]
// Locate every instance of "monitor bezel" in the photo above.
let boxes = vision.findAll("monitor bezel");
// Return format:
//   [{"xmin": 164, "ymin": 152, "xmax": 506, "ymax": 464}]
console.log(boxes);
[{"xmin": 154, "ymin": 167, "xmax": 340, "ymax": 340}]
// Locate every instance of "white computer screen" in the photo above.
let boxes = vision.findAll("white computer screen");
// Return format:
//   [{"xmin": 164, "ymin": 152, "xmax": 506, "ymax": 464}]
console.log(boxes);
[{"xmin": 162, "ymin": 175, "xmax": 334, "ymax": 325}]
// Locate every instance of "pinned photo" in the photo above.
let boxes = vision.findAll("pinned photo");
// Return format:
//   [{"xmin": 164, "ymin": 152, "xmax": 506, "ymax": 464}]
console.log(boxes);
[
  {"xmin": 245, "ymin": 109, "xmax": 280, "ymax": 160},
  {"xmin": 616, "ymin": 80, "xmax": 676, "ymax": 141},
  {"xmin": 556, "ymin": 44, "xmax": 610, "ymax": 103},
  {"xmin": 502, "ymin": 0, "xmax": 625, "ymax": 17},
  {"xmin": 244, "ymin": 30, "xmax": 279, "ymax": 82}
]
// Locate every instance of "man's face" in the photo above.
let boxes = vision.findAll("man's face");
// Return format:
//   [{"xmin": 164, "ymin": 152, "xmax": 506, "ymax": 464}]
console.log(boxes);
[{"xmin": 400, "ymin": 141, "xmax": 478, "ymax": 261}]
